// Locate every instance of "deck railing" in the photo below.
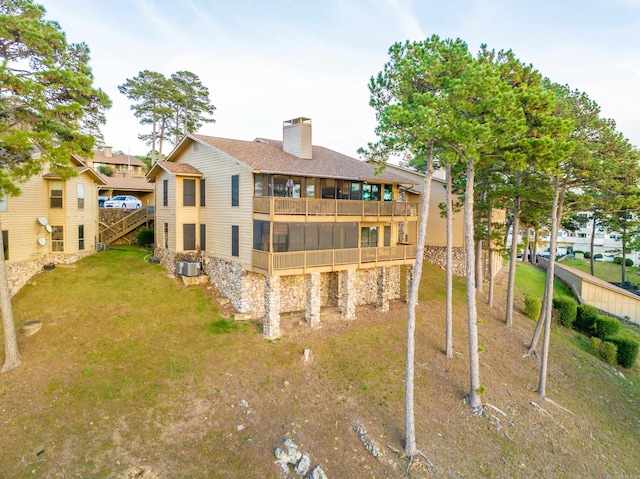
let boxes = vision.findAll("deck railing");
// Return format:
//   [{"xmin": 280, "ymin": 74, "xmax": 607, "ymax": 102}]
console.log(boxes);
[
  {"xmin": 100, "ymin": 206, "xmax": 154, "ymax": 244},
  {"xmin": 253, "ymin": 196, "xmax": 419, "ymax": 219},
  {"xmin": 252, "ymin": 244, "xmax": 417, "ymax": 275}
]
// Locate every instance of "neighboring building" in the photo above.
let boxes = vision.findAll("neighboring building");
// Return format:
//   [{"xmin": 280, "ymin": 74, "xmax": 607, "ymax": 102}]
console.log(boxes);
[
  {"xmin": 147, "ymin": 117, "xmax": 420, "ymax": 338},
  {"xmin": 1, "ymin": 155, "xmax": 106, "ymax": 296},
  {"xmin": 88, "ymin": 147, "xmax": 147, "ymax": 179},
  {"xmin": 383, "ymin": 163, "xmax": 504, "ymax": 278},
  {"xmin": 98, "ymin": 176, "xmax": 155, "ymax": 207}
]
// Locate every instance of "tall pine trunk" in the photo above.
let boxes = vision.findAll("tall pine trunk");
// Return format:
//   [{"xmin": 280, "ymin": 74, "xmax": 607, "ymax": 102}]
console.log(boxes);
[
  {"xmin": 505, "ymin": 173, "xmax": 522, "ymax": 326},
  {"xmin": 464, "ymin": 158, "xmax": 482, "ymax": 411},
  {"xmin": 445, "ymin": 163, "xmax": 453, "ymax": 359},
  {"xmin": 523, "ymin": 226, "xmax": 531, "ymax": 265},
  {"xmin": 537, "ymin": 175, "xmax": 561, "ymax": 397},
  {"xmin": 404, "ymin": 146, "xmax": 434, "ymax": 455},
  {"xmin": 590, "ymin": 216, "xmax": 596, "ymax": 276},
  {"xmin": 1, "ymin": 217, "xmax": 21, "ymax": 372},
  {"xmin": 487, "ymin": 207, "xmax": 494, "ymax": 307}
]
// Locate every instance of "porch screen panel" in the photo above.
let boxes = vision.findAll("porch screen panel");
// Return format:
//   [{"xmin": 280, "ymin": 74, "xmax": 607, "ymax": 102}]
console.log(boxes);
[
  {"xmin": 289, "ymin": 223, "xmax": 304, "ymax": 251},
  {"xmin": 305, "ymin": 223, "xmax": 319, "ymax": 250},
  {"xmin": 318, "ymin": 223, "xmax": 333, "ymax": 250}
]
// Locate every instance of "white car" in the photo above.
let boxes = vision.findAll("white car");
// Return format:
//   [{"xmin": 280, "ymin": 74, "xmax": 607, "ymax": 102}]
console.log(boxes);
[{"xmin": 104, "ymin": 195, "xmax": 142, "ymax": 209}]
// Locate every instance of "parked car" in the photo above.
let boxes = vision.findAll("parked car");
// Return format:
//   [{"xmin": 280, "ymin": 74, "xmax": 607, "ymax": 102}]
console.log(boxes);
[
  {"xmin": 104, "ymin": 195, "xmax": 142, "ymax": 209},
  {"xmin": 98, "ymin": 195, "xmax": 109, "ymax": 207}
]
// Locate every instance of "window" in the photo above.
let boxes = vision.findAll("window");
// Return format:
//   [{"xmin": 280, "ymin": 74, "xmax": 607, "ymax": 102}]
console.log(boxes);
[
  {"xmin": 183, "ymin": 179, "xmax": 196, "ymax": 206},
  {"xmin": 2, "ymin": 230, "xmax": 8, "ymax": 260},
  {"xmin": 350, "ymin": 182, "xmax": 362, "ymax": 200},
  {"xmin": 232, "ymin": 175, "xmax": 239, "ymax": 206},
  {"xmin": 78, "ymin": 225, "xmax": 85, "ymax": 250},
  {"xmin": 321, "ymin": 179, "xmax": 336, "ymax": 199},
  {"xmin": 0, "ymin": 189, "xmax": 7, "ymax": 211},
  {"xmin": 50, "ymin": 181, "xmax": 63, "ymax": 208},
  {"xmin": 183, "ymin": 224, "xmax": 196, "ymax": 250},
  {"xmin": 163, "ymin": 179, "xmax": 168, "ymax": 206},
  {"xmin": 200, "ymin": 179, "xmax": 206, "ymax": 206},
  {"xmin": 361, "ymin": 226, "xmax": 378, "ymax": 247},
  {"xmin": 51, "ymin": 225, "xmax": 64, "ymax": 252},
  {"xmin": 163, "ymin": 223, "xmax": 168, "ymax": 248},
  {"xmin": 200, "ymin": 224, "xmax": 207, "ymax": 251},
  {"xmin": 253, "ymin": 220, "xmax": 270, "ymax": 251},
  {"xmin": 384, "ymin": 184, "xmax": 393, "ymax": 201},
  {"xmin": 232, "ymin": 225, "xmax": 239, "ymax": 257},
  {"xmin": 305, "ymin": 180, "xmax": 315, "ymax": 199},
  {"xmin": 77, "ymin": 183, "xmax": 84, "ymax": 209},
  {"xmin": 254, "ymin": 174, "xmax": 265, "ymax": 197},
  {"xmin": 362, "ymin": 184, "xmax": 381, "ymax": 201}
]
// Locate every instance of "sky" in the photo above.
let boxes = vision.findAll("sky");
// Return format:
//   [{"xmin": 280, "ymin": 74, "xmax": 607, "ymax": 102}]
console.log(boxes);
[{"xmin": 38, "ymin": 0, "xmax": 640, "ymax": 158}]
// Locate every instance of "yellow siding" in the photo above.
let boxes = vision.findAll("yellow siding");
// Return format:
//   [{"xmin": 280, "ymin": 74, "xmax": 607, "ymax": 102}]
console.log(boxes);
[
  {"xmin": 407, "ymin": 183, "xmax": 464, "ymax": 247},
  {"xmin": 154, "ymin": 172, "xmax": 177, "ymax": 251},
  {"xmin": 175, "ymin": 144, "xmax": 253, "ymax": 265},
  {"xmin": 0, "ymin": 167, "xmax": 101, "ymax": 263},
  {"xmin": 582, "ymin": 282, "xmax": 640, "ymax": 325},
  {"xmin": 175, "ymin": 177, "xmax": 200, "ymax": 251}
]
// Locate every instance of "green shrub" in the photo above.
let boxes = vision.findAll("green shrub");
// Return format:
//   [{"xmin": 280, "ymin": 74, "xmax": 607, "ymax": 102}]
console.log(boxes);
[
  {"xmin": 614, "ymin": 257, "xmax": 622, "ymax": 265},
  {"xmin": 524, "ymin": 296, "xmax": 542, "ymax": 320},
  {"xmin": 626, "ymin": 258, "xmax": 634, "ymax": 267},
  {"xmin": 600, "ymin": 341, "xmax": 619, "ymax": 365},
  {"xmin": 552, "ymin": 297, "xmax": 577, "ymax": 328},
  {"xmin": 589, "ymin": 337, "xmax": 602, "ymax": 355},
  {"xmin": 136, "ymin": 227, "xmax": 155, "ymax": 248},
  {"xmin": 575, "ymin": 304, "xmax": 598, "ymax": 331},
  {"xmin": 594, "ymin": 253, "xmax": 603, "ymax": 260},
  {"xmin": 609, "ymin": 337, "xmax": 639, "ymax": 368},
  {"xmin": 583, "ymin": 251, "xmax": 591, "ymax": 259},
  {"xmin": 593, "ymin": 316, "xmax": 621, "ymax": 339}
]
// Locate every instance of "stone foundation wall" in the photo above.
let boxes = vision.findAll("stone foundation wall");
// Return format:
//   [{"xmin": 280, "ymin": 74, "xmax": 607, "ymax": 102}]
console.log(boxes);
[
  {"xmin": 6, "ymin": 249, "xmax": 95, "ymax": 297},
  {"xmin": 424, "ymin": 246, "xmax": 466, "ymax": 277},
  {"xmin": 320, "ymin": 272, "xmax": 339, "ymax": 307}
]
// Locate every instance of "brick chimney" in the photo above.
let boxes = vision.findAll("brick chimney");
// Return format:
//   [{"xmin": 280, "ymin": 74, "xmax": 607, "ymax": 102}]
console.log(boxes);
[
  {"xmin": 282, "ymin": 117, "xmax": 312, "ymax": 159},
  {"xmin": 104, "ymin": 146, "xmax": 113, "ymax": 158}
]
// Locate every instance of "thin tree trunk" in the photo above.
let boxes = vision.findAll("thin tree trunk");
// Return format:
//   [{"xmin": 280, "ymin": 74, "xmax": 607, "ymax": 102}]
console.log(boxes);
[
  {"xmin": 533, "ymin": 229, "xmax": 539, "ymax": 264},
  {"xmin": 505, "ymin": 192, "xmax": 520, "ymax": 327},
  {"xmin": 475, "ymin": 240, "xmax": 483, "ymax": 293},
  {"xmin": 445, "ymin": 163, "xmax": 453, "ymax": 359},
  {"xmin": 538, "ymin": 175, "xmax": 561, "ymax": 397},
  {"xmin": 464, "ymin": 158, "xmax": 482, "ymax": 411},
  {"xmin": 152, "ymin": 99, "xmax": 157, "ymax": 164},
  {"xmin": 487, "ymin": 207, "xmax": 494, "ymax": 307},
  {"xmin": 1, "ymin": 217, "xmax": 21, "ymax": 372},
  {"xmin": 523, "ymin": 226, "xmax": 531, "ymax": 265},
  {"xmin": 404, "ymin": 144, "xmax": 435, "ymax": 455},
  {"xmin": 590, "ymin": 216, "xmax": 596, "ymax": 276}
]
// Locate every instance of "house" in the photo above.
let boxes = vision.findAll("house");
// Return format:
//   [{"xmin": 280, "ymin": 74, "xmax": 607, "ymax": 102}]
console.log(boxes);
[
  {"xmin": 146, "ymin": 117, "xmax": 420, "ymax": 338},
  {"xmin": 88, "ymin": 147, "xmax": 147, "ymax": 179},
  {"xmin": 0, "ymin": 155, "xmax": 106, "ymax": 296},
  {"xmin": 382, "ymin": 163, "xmax": 504, "ymax": 278}
]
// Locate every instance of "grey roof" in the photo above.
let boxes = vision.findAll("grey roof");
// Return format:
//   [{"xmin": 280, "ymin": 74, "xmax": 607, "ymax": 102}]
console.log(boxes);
[{"xmin": 190, "ymin": 134, "xmax": 415, "ymax": 185}]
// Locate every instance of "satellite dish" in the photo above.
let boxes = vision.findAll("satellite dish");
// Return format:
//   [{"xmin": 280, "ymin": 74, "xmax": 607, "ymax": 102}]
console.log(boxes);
[
  {"xmin": 38, "ymin": 237, "xmax": 47, "ymax": 246},
  {"xmin": 38, "ymin": 217, "xmax": 48, "ymax": 226},
  {"xmin": 45, "ymin": 224, "xmax": 53, "ymax": 233}
]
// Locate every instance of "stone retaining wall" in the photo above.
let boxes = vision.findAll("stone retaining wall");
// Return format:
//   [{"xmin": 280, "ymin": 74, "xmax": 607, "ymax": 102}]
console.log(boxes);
[
  {"xmin": 6, "ymin": 250, "xmax": 95, "ymax": 297},
  {"xmin": 424, "ymin": 246, "xmax": 466, "ymax": 277}
]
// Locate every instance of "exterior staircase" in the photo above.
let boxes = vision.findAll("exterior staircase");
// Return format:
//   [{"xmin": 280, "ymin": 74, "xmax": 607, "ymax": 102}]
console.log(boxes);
[{"xmin": 100, "ymin": 206, "xmax": 154, "ymax": 244}]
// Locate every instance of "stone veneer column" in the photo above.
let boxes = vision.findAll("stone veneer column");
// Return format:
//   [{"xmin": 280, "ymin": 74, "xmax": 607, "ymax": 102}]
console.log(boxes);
[
  {"xmin": 305, "ymin": 272, "xmax": 321, "ymax": 328},
  {"xmin": 377, "ymin": 266, "xmax": 390, "ymax": 312},
  {"xmin": 263, "ymin": 275, "xmax": 281, "ymax": 339},
  {"xmin": 340, "ymin": 269, "xmax": 357, "ymax": 319},
  {"xmin": 405, "ymin": 265, "xmax": 414, "ymax": 303}
]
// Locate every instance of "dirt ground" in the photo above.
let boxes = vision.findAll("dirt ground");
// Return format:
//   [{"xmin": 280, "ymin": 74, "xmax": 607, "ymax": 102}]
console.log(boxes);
[{"xmin": 1, "ymin": 257, "xmax": 638, "ymax": 478}]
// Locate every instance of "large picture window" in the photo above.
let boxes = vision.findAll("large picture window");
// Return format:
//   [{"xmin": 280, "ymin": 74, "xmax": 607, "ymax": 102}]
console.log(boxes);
[
  {"xmin": 183, "ymin": 224, "xmax": 196, "ymax": 250},
  {"xmin": 183, "ymin": 179, "xmax": 196, "ymax": 206}
]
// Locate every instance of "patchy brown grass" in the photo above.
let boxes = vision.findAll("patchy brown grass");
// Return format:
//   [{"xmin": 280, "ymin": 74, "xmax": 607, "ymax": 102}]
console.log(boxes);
[{"xmin": 1, "ymin": 248, "xmax": 638, "ymax": 478}]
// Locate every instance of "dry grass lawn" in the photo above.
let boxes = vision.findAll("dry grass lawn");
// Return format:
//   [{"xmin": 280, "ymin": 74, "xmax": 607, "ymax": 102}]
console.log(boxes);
[{"xmin": 1, "ymin": 247, "xmax": 638, "ymax": 478}]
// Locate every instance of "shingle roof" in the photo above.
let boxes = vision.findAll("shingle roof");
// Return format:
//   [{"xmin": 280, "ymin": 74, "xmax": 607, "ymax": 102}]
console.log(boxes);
[
  {"xmin": 146, "ymin": 160, "xmax": 204, "ymax": 180},
  {"xmin": 190, "ymin": 134, "xmax": 414, "ymax": 185},
  {"xmin": 91, "ymin": 150, "xmax": 146, "ymax": 167},
  {"xmin": 101, "ymin": 176, "xmax": 155, "ymax": 191}
]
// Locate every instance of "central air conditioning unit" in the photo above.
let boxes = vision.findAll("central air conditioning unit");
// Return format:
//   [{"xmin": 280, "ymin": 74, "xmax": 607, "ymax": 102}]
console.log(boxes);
[
  {"xmin": 175, "ymin": 260, "xmax": 186, "ymax": 275},
  {"xmin": 95, "ymin": 242, "xmax": 109, "ymax": 252},
  {"xmin": 182, "ymin": 260, "xmax": 200, "ymax": 277}
]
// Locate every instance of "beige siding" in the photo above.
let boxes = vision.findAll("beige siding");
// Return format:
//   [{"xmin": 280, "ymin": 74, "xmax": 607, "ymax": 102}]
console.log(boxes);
[
  {"xmin": 406, "ymin": 183, "xmax": 464, "ymax": 247},
  {"xmin": 175, "ymin": 177, "xmax": 200, "ymax": 251},
  {"xmin": 0, "ymin": 166, "xmax": 101, "ymax": 263},
  {"xmin": 174, "ymin": 144, "xmax": 253, "ymax": 265},
  {"xmin": 154, "ymin": 172, "xmax": 177, "ymax": 251}
]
